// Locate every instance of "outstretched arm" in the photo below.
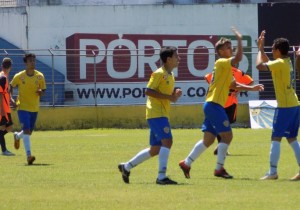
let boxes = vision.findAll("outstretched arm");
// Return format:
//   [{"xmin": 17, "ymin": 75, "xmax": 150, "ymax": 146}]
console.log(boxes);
[
  {"xmin": 229, "ymin": 80, "xmax": 264, "ymax": 92},
  {"xmin": 231, "ymin": 27, "xmax": 243, "ymax": 67},
  {"xmin": 256, "ymin": 30, "xmax": 269, "ymax": 71}
]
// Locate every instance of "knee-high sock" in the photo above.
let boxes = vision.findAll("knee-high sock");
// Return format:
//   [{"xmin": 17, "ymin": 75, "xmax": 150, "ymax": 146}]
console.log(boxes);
[
  {"xmin": 269, "ymin": 141, "xmax": 280, "ymax": 175},
  {"xmin": 290, "ymin": 140, "xmax": 300, "ymax": 167},
  {"xmin": 0, "ymin": 131, "xmax": 6, "ymax": 152},
  {"xmin": 23, "ymin": 134, "xmax": 31, "ymax": 157},
  {"xmin": 16, "ymin": 130, "xmax": 24, "ymax": 139},
  {"xmin": 185, "ymin": 140, "xmax": 207, "ymax": 166},
  {"xmin": 158, "ymin": 147, "xmax": 170, "ymax": 180},
  {"xmin": 216, "ymin": 142, "xmax": 229, "ymax": 170},
  {"xmin": 125, "ymin": 148, "xmax": 151, "ymax": 171}
]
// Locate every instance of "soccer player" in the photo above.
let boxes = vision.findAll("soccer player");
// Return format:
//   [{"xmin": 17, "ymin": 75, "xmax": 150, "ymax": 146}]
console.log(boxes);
[
  {"xmin": 179, "ymin": 27, "xmax": 264, "ymax": 179},
  {"xmin": 10, "ymin": 53, "xmax": 46, "ymax": 165},
  {"xmin": 256, "ymin": 31, "xmax": 300, "ymax": 181},
  {"xmin": 0, "ymin": 58, "xmax": 15, "ymax": 156},
  {"xmin": 118, "ymin": 46, "xmax": 182, "ymax": 185},
  {"xmin": 205, "ymin": 67, "xmax": 253, "ymax": 155}
]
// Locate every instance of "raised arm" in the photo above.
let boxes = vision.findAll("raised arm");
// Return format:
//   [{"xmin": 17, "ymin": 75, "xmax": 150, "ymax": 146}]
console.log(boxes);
[
  {"xmin": 231, "ymin": 27, "xmax": 243, "ymax": 67},
  {"xmin": 296, "ymin": 46, "xmax": 300, "ymax": 79},
  {"xmin": 256, "ymin": 30, "xmax": 269, "ymax": 71}
]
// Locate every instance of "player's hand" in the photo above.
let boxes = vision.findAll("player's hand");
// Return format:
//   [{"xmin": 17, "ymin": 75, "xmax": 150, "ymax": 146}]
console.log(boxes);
[
  {"xmin": 257, "ymin": 30, "xmax": 266, "ymax": 51},
  {"xmin": 171, "ymin": 88, "xmax": 182, "ymax": 102},
  {"xmin": 10, "ymin": 98, "xmax": 17, "ymax": 109},
  {"xmin": 253, "ymin": 84, "xmax": 264, "ymax": 92},
  {"xmin": 231, "ymin": 27, "xmax": 242, "ymax": 40},
  {"xmin": 36, "ymin": 89, "xmax": 44, "ymax": 96},
  {"xmin": 296, "ymin": 46, "xmax": 300, "ymax": 57}
]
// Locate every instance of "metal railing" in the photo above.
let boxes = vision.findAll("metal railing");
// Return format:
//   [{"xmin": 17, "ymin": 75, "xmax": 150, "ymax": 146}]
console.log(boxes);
[{"xmin": 1, "ymin": 47, "xmax": 299, "ymax": 107}]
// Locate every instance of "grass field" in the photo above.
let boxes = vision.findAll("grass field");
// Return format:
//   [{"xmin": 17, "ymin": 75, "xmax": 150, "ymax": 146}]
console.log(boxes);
[{"xmin": 0, "ymin": 128, "xmax": 299, "ymax": 210}]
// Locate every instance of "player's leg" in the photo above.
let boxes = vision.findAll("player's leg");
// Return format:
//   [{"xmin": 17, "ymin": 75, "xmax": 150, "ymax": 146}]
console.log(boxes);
[
  {"xmin": 260, "ymin": 108, "xmax": 287, "ymax": 180},
  {"xmin": 118, "ymin": 119, "xmax": 159, "ymax": 184},
  {"xmin": 154, "ymin": 117, "xmax": 177, "ymax": 185},
  {"xmin": 179, "ymin": 102, "xmax": 217, "ymax": 178},
  {"xmin": 1, "ymin": 114, "xmax": 14, "ymax": 156},
  {"xmin": 286, "ymin": 106, "xmax": 300, "ymax": 181},
  {"xmin": 211, "ymin": 103, "xmax": 233, "ymax": 179}
]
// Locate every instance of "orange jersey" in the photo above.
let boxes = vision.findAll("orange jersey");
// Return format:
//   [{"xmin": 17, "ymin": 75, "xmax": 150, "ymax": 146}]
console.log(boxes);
[
  {"xmin": 0, "ymin": 71, "xmax": 11, "ymax": 119},
  {"xmin": 205, "ymin": 67, "xmax": 253, "ymax": 108}
]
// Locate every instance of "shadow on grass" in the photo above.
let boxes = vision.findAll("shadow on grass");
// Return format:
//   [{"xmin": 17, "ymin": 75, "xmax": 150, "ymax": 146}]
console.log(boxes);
[
  {"xmin": 23, "ymin": 163, "xmax": 53, "ymax": 166},
  {"xmin": 226, "ymin": 154, "xmax": 259, "ymax": 157}
]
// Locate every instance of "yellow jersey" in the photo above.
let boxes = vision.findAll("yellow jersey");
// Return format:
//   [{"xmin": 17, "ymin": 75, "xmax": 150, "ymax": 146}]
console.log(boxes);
[
  {"xmin": 10, "ymin": 70, "xmax": 46, "ymax": 112},
  {"xmin": 146, "ymin": 67, "xmax": 175, "ymax": 119},
  {"xmin": 266, "ymin": 58, "xmax": 299, "ymax": 107},
  {"xmin": 206, "ymin": 58, "xmax": 234, "ymax": 107}
]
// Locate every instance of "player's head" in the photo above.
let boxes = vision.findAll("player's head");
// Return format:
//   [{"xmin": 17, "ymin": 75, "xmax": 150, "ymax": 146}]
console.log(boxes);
[
  {"xmin": 215, "ymin": 37, "xmax": 232, "ymax": 58},
  {"xmin": 272, "ymin": 38, "xmax": 289, "ymax": 56},
  {"xmin": 2, "ymin": 57, "xmax": 12, "ymax": 69},
  {"xmin": 160, "ymin": 46, "xmax": 178, "ymax": 64},
  {"xmin": 23, "ymin": 53, "xmax": 36, "ymax": 63},
  {"xmin": 23, "ymin": 53, "xmax": 36, "ymax": 70}
]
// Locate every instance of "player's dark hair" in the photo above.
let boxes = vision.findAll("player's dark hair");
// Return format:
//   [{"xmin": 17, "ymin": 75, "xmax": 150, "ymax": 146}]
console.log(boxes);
[
  {"xmin": 160, "ymin": 46, "xmax": 177, "ymax": 63},
  {"xmin": 273, "ymin": 38, "xmax": 289, "ymax": 56},
  {"xmin": 215, "ymin": 37, "xmax": 231, "ymax": 54},
  {"xmin": 2, "ymin": 58, "xmax": 12, "ymax": 69},
  {"xmin": 23, "ymin": 53, "xmax": 36, "ymax": 63}
]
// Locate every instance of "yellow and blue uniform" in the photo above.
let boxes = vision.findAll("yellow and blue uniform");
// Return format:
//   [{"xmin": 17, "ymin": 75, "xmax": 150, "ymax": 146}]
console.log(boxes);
[
  {"xmin": 146, "ymin": 67, "xmax": 174, "ymax": 146},
  {"xmin": 10, "ymin": 70, "xmax": 46, "ymax": 131},
  {"xmin": 11, "ymin": 70, "xmax": 46, "ymax": 112},
  {"xmin": 202, "ymin": 58, "xmax": 234, "ymax": 135},
  {"xmin": 266, "ymin": 58, "xmax": 300, "ymax": 138}
]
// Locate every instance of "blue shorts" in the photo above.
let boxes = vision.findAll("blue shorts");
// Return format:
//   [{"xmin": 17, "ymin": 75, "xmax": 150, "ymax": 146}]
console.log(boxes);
[
  {"xmin": 147, "ymin": 117, "xmax": 172, "ymax": 146},
  {"xmin": 17, "ymin": 110, "xmax": 38, "ymax": 132},
  {"xmin": 272, "ymin": 106, "xmax": 300, "ymax": 138},
  {"xmin": 201, "ymin": 102, "xmax": 231, "ymax": 136}
]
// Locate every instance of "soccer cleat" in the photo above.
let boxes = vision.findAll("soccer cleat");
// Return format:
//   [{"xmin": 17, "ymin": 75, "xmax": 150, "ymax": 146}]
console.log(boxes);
[
  {"xmin": 156, "ymin": 177, "xmax": 178, "ymax": 185},
  {"xmin": 2, "ymin": 150, "xmax": 15, "ymax": 156},
  {"xmin": 27, "ymin": 156, "xmax": 36, "ymax": 165},
  {"xmin": 290, "ymin": 173, "xmax": 300, "ymax": 181},
  {"xmin": 260, "ymin": 173, "xmax": 278, "ymax": 180},
  {"xmin": 214, "ymin": 167, "xmax": 233, "ymax": 179},
  {"xmin": 118, "ymin": 163, "xmax": 130, "ymax": 184},
  {"xmin": 13, "ymin": 132, "xmax": 20, "ymax": 150},
  {"xmin": 179, "ymin": 160, "xmax": 191, "ymax": 179}
]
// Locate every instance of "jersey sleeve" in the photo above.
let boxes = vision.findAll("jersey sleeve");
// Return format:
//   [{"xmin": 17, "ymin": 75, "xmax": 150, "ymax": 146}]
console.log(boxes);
[
  {"xmin": 147, "ymin": 71, "xmax": 162, "ymax": 91},
  {"xmin": 233, "ymin": 68, "xmax": 254, "ymax": 85},
  {"xmin": 39, "ymin": 74, "xmax": 47, "ymax": 90},
  {"xmin": 10, "ymin": 74, "xmax": 19, "ymax": 88}
]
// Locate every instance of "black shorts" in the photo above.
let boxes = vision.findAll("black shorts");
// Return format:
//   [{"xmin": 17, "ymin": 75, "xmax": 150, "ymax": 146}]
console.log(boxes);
[
  {"xmin": 225, "ymin": 103, "xmax": 237, "ymax": 124},
  {"xmin": 0, "ymin": 113, "xmax": 13, "ymax": 127}
]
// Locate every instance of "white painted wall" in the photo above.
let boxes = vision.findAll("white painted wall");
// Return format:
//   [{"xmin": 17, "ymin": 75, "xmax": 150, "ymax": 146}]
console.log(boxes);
[
  {"xmin": 26, "ymin": 4, "xmax": 258, "ymax": 74},
  {"xmin": 0, "ymin": 4, "xmax": 260, "ymax": 105},
  {"xmin": 0, "ymin": 7, "xmax": 27, "ymax": 49}
]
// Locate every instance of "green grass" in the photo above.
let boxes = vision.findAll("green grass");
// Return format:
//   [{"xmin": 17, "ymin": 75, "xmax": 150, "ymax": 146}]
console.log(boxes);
[{"xmin": 0, "ymin": 129, "xmax": 299, "ymax": 210}]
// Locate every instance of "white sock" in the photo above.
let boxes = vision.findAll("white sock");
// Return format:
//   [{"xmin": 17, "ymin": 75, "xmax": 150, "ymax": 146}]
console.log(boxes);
[
  {"xmin": 158, "ymin": 147, "xmax": 170, "ymax": 180},
  {"xmin": 17, "ymin": 130, "xmax": 24, "ymax": 139},
  {"xmin": 269, "ymin": 141, "xmax": 280, "ymax": 175},
  {"xmin": 216, "ymin": 142, "xmax": 229, "ymax": 170},
  {"xmin": 290, "ymin": 140, "xmax": 300, "ymax": 167},
  {"xmin": 125, "ymin": 148, "xmax": 151, "ymax": 171},
  {"xmin": 23, "ymin": 134, "xmax": 31, "ymax": 157},
  {"xmin": 185, "ymin": 140, "xmax": 207, "ymax": 166}
]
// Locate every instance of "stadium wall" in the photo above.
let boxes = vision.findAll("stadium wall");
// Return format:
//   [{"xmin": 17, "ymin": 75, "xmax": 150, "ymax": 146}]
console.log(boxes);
[{"xmin": 10, "ymin": 104, "xmax": 250, "ymax": 130}]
